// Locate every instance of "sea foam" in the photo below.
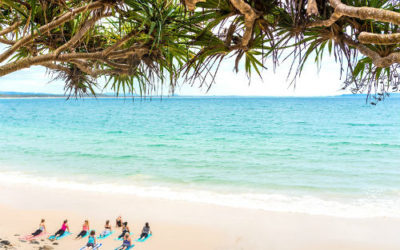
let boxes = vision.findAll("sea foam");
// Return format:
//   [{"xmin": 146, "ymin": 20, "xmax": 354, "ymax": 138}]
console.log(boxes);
[{"xmin": 0, "ymin": 171, "xmax": 399, "ymax": 219}]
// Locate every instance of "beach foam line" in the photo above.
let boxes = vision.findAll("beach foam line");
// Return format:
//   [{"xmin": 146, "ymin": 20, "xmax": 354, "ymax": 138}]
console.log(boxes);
[{"xmin": 0, "ymin": 171, "xmax": 399, "ymax": 218}]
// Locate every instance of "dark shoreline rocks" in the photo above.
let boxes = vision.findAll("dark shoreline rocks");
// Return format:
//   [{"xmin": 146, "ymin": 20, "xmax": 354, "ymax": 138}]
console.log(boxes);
[
  {"xmin": 39, "ymin": 246, "xmax": 54, "ymax": 250},
  {"xmin": 30, "ymin": 240, "xmax": 40, "ymax": 244},
  {"xmin": 0, "ymin": 239, "xmax": 12, "ymax": 249}
]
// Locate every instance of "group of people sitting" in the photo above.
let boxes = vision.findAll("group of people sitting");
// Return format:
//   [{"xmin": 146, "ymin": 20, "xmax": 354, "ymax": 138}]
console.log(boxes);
[{"xmin": 24, "ymin": 216, "xmax": 152, "ymax": 249}]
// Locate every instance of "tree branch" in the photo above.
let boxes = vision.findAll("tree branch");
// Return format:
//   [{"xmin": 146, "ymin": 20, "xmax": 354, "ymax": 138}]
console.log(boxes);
[
  {"xmin": 308, "ymin": 12, "xmax": 342, "ymax": 28},
  {"xmin": 101, "ymin": 59, "xmax": 131, "ymax": 70},
  {"xmin": 0, "ymin": 21, "xmax": 22, "ymax": 36},
  {"xmin": 184, "ymin": 0, "xmax": 206, "ymax": 11},
  {"xmin": 41, "ymin": 62, "xmax": 72, "ymax": 74},
  {"xmin": 307, "ymin": 0, "xmax": 400, "ymax": 47},
  {"xmin": 0, "ymin": 37, "xmax": 15, "ymax": 45},
  {"xmin": 184, "ymin": 0, "xmax": 258, "ymax": 48},
  {"xmin": 229, "ymin": 0, "xmax": 258, "ymax": 48},
  {"xmin": 54, "ymin": 11, "xmax": 111, "ymax": 56},
  {"xmin": 102, "ymin": 30, "xmax": 137, "ymax": 56},
  {"xmin": 330, "ymin": 0, "xmax": 400, "ymax": 25},
  {"xmin": 307, "ymin": 0, "xmax": 319, "ymax": 16},
  {"xmin": 0, "ymin": 48, "xmax": 149, "ymax": 77},
  {"xmin": 108, "ymin": 47, "xmax": 148, "ymax": 59},
  {"xmin": 358, "ymin": 32, "xmax": 400, "ymax": 45},
  {"xmin": 309, "ymin": 0, "xmax": 400, "ymax": 28},
  {"xmin": 70, "ymin": 59, "xmax": 128, "ymax": 77},
  {"xmin": 343, "ymin": 35, "xmax": 400, "ymax": 68},
  {"xmin": 0, "ymin": 1, "xmax": 104, "ymax": 64}
]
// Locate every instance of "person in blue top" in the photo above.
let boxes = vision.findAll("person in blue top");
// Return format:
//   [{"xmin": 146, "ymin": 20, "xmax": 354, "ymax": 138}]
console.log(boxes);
[{"xmin": 85, "ymin": 230, "xmax": 96, "ymax": 249}]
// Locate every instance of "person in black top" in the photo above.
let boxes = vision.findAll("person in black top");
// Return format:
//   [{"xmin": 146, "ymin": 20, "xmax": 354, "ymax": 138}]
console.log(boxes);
[
  {"xmin": 116, "ymin": 216, "xmax": 122, "ymax": 228},
  {"xmin": 118, "ymin": 222, "xmax": 130, "ymax": 239}
]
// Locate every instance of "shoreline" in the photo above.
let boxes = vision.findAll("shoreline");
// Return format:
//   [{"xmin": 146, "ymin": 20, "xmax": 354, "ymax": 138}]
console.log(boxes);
[
  {"xmin": 0, "ymin": 171, "xmax": 399, "ymax": 219},
  {"xmin": 0, "ymin": 183, "xmax": 400, "ymax": 249}
]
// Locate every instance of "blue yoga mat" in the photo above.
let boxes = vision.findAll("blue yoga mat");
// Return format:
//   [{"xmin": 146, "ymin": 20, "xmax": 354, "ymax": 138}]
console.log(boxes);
[
  {"xmin": 114, "ymin": 244, "xmax": 134, "ymax": 250},
  {"xmin": 80, "ymin": 243, "xmax": 102, "ymax": 250},
  {"xmin": 97, "ymin": 231, "xmax": 115, "ymax": 239},
  {"xmin": 135, "ymin": 234, "xmax": 152, "ymax": 242},
  {"xmin": 114, "ymin": 233, "xmax": 133, "ymax": 241},
  {"xmin": 49, "ymin": 231, "xmax": 72, "ymax": 240}
]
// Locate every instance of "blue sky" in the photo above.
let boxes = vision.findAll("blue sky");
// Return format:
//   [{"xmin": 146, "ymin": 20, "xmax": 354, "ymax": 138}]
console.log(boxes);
[{"xmin": 0, "ymin": 55, "xmax": 349, "ymax": 96}]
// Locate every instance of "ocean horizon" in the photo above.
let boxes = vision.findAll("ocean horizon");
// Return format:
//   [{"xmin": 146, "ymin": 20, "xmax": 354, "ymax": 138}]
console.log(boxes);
[{"xmin": 1, "ymin": 96, "xmax": 399, "ymax": 218}]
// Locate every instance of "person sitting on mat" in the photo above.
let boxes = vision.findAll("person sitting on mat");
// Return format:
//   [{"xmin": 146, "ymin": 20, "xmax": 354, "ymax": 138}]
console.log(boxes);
[
  {"xmin": 99, "ymin": 220, "xmax": 112, "ymax": 237},
  {"xmin": 76, "ymin": 220, "xmax": 89, "ymax": 239},
  {"xmin": 118, "ymin": 222, "xmax": 130, "ymax": 239},
  {"xmin": 116, "ymin": 216, "xmax": 122, "ymax": 228},
  {"xmin": 139, "ymin": 222, "xmax": 152, "ymax": 240},
  {"xmin": 85, "ymin": 230, "xmax": 96, "ymax": 249},
  {"xmin": 25, "ymin": 219, "xmax": 46, "ymax": 240},
  {"xmin": 117, "ymin": 232, "xmax": 132, "ymax": 250},
  {"xmin": 51, "ymin": 219, "xmax": 69, "ymax": 240}
]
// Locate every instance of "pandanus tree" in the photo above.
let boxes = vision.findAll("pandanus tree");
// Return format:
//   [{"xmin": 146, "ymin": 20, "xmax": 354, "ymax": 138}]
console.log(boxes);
[
  {"xmin": 0, "ymin": 0, "xmax": 399, "ymax": 103},
  {"xmin": 0, "ymin": 0, "xmax": 191, "ymax": 96}
]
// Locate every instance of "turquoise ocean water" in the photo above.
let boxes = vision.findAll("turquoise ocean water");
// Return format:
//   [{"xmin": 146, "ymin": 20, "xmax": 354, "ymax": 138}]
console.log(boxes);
[{"xmin": 0, "ymin": 97, "xmax": 399, "ymax": 217}]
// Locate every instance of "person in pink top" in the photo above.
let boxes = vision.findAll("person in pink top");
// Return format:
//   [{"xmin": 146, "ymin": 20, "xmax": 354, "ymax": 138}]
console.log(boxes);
[
  {"xmin": 51, "ymin": 220, "xmax": 69, "ymax": 239},
  {"xmin": 76, "ymin": 220, "xmax": 90, "ymax": 239}
]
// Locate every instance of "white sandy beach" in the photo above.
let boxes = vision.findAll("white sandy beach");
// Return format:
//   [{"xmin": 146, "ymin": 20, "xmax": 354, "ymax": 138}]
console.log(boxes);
[
  {"xmin": 0, "ymin": 182, "xmax": 399, "ymax": 250},
  {"xmin": 0, "ymin": 0, "xmax": 399, "ymax": 249}
]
